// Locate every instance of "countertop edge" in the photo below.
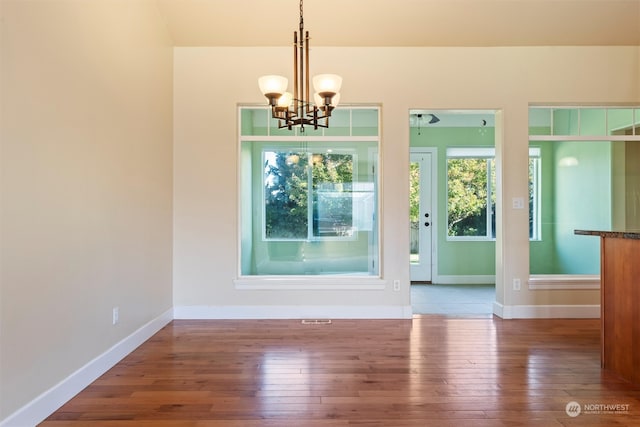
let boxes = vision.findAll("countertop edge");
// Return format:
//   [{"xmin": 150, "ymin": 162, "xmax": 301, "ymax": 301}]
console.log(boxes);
[{"xmin": 575, "ymin": 229, "xmax": 640, "ymax": 240}]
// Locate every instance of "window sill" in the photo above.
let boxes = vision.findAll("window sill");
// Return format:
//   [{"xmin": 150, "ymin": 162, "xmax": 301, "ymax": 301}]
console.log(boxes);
[
  {"xmin": 234, "ymin": 276, "xmax": 387, "ymax": 290},
  {"xmin": 528, "ymin": 274, "xmax": 600, "ymax": 290}
]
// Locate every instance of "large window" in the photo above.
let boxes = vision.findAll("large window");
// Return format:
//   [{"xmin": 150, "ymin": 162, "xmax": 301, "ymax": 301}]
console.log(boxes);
[
  {"xmin": 529, "ymin": 106, "xmax": 640, "ymax": 277},
  {"xmin": 447, "ymin": 147, "xmax": 540, "ymax": 241},
  {"xmin": 240, "ymin": 106, "xmax": 380, "ymax": 276}
]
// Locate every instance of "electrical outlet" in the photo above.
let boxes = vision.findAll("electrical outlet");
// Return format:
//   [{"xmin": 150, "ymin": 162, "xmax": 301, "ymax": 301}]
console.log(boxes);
[
  {"xmin": 393, "ymin": 280, "xmax": 400, "ymax": 292},
  {"xmin": 112, "ymin": 307, "xmax": 119, "ymax": 325},
  {"xmin": 513, "ymin": 278, "xmax": 521, "ymax": 291}
]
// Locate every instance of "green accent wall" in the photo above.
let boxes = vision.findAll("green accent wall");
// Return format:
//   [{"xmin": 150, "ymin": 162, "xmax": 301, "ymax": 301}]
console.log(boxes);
[
  {"xmin": 552, "ymin": 141, "xmax": 610, "ymax": 274},
  {"xmin": 530, "ymin": 140, "xmax": 610, "ymax": 274},
  {"xmin": 529, "ymin": 141, "xmax": 557, "ymax": 273}
]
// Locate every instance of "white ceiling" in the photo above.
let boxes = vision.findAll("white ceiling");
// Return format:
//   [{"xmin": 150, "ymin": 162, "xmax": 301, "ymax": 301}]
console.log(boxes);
[{"xmin": 155, "ymin": 0, "xmax": 640, "ymax": 47}]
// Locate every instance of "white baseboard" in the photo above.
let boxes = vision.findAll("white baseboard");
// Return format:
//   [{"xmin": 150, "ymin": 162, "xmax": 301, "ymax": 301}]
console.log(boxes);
[
  {"xmin": 494, "ymin": 302, "xmax": 600, "ymax": 319},
  {"xmin": 433, "ymin": 275, "xmax": 495, "ymax": 285},
  {"xmin": 1, "ymin": 309, "xmax": 173, "ymax": 427},
  {"xmin": 174, "ymin": 305, "xmax": 413, "ymax": 320}
]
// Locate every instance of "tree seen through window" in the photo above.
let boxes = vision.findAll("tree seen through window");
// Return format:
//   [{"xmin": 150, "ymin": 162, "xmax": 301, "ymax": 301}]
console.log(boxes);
[
  {"xmin": 447, "ymin": 158, "xmax": 495, "ymax": 237},
  {"xmin": 264, "ymin": 150, "xmax": 353, "ymax": 240}
]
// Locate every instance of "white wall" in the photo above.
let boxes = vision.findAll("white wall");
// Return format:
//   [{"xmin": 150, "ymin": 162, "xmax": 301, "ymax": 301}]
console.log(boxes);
[
  {"xmin": 173, "ymin": 46, "xmax": 639, "ymax": 318},
  {"xmin": 0, "ymin": 0, "xmax": 173, "ymax": 421}
]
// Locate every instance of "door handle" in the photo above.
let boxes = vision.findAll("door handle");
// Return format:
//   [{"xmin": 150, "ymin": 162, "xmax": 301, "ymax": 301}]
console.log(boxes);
[
  {"xmin": 424, "ymin": 222, "xmax": 430, "ymax": 227},
  {"xmin": 424, "ymin": 213, "xmax": 430, "ymax": 218}
]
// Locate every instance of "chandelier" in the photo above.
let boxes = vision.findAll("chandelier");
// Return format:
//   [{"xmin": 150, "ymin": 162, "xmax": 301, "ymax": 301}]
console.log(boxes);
[{"xmin": 258, "ymin": 0, "xmax": 342, "ymax": 132}]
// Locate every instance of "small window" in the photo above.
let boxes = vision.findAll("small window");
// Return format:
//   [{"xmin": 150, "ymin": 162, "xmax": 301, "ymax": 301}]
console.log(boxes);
[
  {"xmin": 529, "ymin": 148, "xmax": 541, "ymax": 241},
  {"xmin": 447, "ymin": 147, "xmax": 540, "ymax": 241},
  {"xmin": 263, "ymin": 150, "xmax": 355, "ymax": 240},
  {"xmin": 447, "ymin": 148, "xmax": 496, "ymax": 240}
]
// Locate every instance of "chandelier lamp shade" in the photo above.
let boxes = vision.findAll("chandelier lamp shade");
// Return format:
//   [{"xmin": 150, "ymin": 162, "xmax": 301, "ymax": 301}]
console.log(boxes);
[{"xmin": 258, "ymin": 0, "xmax": 342, "ymax": 131}]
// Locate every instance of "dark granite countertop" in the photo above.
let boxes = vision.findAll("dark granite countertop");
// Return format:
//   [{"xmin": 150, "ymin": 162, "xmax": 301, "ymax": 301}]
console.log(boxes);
[{"xmin": 575, "ymin": 229, "xmax": 640, "ymax": 240}]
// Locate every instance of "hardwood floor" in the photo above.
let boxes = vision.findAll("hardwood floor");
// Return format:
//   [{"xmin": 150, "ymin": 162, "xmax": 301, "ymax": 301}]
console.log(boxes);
[{"xmin": 42, "ymin": 316, "xmax": 640, "ymax": 426}]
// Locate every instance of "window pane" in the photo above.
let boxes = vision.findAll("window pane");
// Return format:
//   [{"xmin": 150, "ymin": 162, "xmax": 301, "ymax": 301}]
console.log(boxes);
[
  {"xmin": 241, "ymin": 108, "xmax": 269, "ymax": 136},
  {"xmin": 264, "ymin": 151, "xmax": 309, "ymax": 239},
  {"xmin": 608, "ymin": 108, "xmax": 634, "ymax": 135},
  {"xmin": 323, "ymin": 109, "xmax": 352, "ymax": 137},
  {"xmin": 529, "ymin": 108, "xmax": 552, "ymax": 136},
  {"xmin": 580, "ymin": 108, "xmax": 606, "ymax": 136},
  {"xmin": 409, "ymin": 162, "xmax": 420, "ymax": 263},
  {"xmin": 489, "ymin": 159, "xmax": 496, "ymax": 239},
  {"xmin": 528, "ymin": 157, "xmax": 540, "ymax": 240},
  {"xmin": 352, "ymin": 109, "xmax": 379, "ymax": 136},
  {"xmin": 312, "ymin": 153, "xmax": 354, "ymax": 237},
  {"xmin": 447, "ymin": 158, "xmax": 489, "ymax": 237},
  {"xmin": 553, "ymin": 108, "xmax": 579, "ymax": 135}
]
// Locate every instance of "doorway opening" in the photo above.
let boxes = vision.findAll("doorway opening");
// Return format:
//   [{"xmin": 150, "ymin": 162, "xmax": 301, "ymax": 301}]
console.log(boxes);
[{"xmin": 409, "ymin": 109, "xmax": 497, "ymax": 316}]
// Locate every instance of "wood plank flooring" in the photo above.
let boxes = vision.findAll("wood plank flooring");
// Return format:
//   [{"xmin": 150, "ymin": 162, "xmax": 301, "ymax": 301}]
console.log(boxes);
[{"xmin": 41, "ymin": 316, "xmax": 640, "ymax": 426}]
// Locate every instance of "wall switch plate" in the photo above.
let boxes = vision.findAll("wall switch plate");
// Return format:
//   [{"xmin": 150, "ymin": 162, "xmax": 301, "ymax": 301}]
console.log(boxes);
[
  {"xmin": 393, "ymin": 280, "xmax": 400, "ymax": 291},
  {"xmin": 513, "ymin": 278, "xmax": 521, "ymax": 291},
  {"xmin": 112, "ymin": 307, "xmax": 119, "ymax": 325},
  {"xmin": 512, "ymin": 197, "xmax": 525, "ymax": 209}
]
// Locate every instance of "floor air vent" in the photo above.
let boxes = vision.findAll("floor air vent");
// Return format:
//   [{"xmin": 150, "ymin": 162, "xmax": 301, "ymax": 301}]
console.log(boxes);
[{"xmin": 301, "ymin": 319, "xmax": 332, "ymax": 325}]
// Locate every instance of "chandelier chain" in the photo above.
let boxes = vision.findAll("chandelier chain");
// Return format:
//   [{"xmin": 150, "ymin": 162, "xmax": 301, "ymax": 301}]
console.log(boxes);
[
  {"xmin": 299, "ymin": 0, "xmax": 304, "ymax": 34},
  {"xmin": 300, "ymin": 0, "xmax": 304, "ymax": 24}
]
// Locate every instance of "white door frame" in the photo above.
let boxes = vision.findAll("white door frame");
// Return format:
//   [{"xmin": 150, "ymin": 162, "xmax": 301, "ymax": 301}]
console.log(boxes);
[{"xmin": 410, "ymin": 147, "xmax": 438, "ymax": 282}]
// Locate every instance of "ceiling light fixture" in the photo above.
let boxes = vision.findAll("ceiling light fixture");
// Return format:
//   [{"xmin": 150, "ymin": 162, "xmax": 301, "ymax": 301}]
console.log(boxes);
[{"xmin": 258, "ymin": 0, "xmax": 342, "ymax": 132}]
